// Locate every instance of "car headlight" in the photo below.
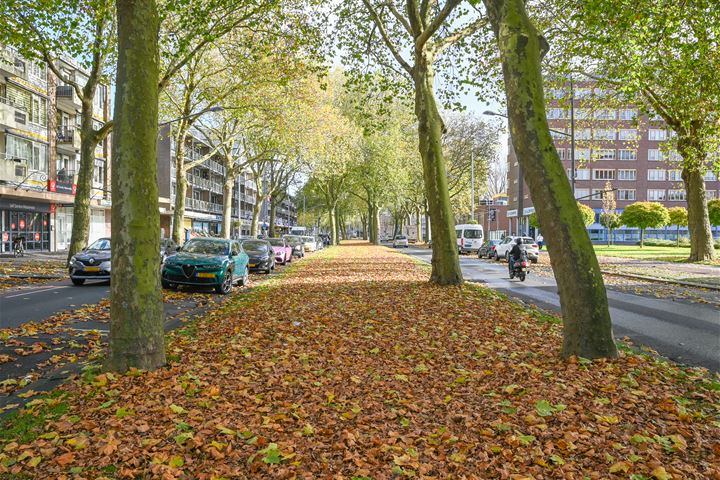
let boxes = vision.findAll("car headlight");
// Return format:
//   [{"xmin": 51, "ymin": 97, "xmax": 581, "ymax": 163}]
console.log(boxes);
[
  {"xmin": 100, "ymin": 261, "xmax": 111, "ymax": 271},
  {"xmin": 69, "ymin": 256, "xmax": 76, "ymax": 265}
]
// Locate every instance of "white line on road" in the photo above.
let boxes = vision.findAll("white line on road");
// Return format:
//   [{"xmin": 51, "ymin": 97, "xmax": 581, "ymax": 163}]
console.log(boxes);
[{"xmin": 4, "ymin": 285, "xmax": 69, "ymax": 299}]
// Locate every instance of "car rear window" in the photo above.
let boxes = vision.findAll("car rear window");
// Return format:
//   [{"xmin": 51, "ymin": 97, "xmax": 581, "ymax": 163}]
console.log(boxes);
[
  {"xmin": 464, "ymin": 229, "xmax": 483, "ymax": 239},
  {"xmin": 395, "ymin": 236, "xmax": 406, "ymax": 240},
  {"xmin": 521, "ymin": 237, "xmax": 535, "ymax": 244}
]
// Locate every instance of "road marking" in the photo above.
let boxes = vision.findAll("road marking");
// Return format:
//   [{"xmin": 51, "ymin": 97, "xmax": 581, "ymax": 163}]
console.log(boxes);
[{"xmin": 4, "ymin": 285, "xmax": 69, "ymax": 298}]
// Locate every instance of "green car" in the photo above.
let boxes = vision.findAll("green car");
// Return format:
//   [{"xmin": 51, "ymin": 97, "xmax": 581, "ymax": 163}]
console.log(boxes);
[{"xmin": 161, "ymin": 238, "xmax": 249, "ymax": 294}]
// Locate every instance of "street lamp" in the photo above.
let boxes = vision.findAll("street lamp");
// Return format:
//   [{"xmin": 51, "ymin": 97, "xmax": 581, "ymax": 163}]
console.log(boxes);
[{"xmin": 159, "ymin": 106, "xmax": 224, "ymax": 127}]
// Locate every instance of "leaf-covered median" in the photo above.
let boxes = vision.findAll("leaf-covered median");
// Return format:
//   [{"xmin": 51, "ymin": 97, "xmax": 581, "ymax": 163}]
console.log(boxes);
[{"xmin": 1, "ymin": 244, "xmax": 718, "ymax": 479}]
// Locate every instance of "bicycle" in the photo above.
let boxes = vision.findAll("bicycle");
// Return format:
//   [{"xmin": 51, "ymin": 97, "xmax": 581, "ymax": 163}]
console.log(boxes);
[{"xmin": 12, "ymin": 237, "xmax": 25, "ymax": 257}]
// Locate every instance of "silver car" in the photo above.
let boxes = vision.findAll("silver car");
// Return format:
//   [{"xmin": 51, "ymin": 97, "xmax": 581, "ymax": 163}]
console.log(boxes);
[{"xmin": 493, "ymin": 236, "xmax": 539, "ymax": 263}]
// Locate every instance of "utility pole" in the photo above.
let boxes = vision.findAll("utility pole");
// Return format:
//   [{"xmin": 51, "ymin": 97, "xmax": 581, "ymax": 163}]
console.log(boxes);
[
  {"xmin": 470, "ymin": 150, "xmax": 475, "ymax": 221},
  {"xmin": 570, "ymin": 76, "xmax": 576, "ymax": 197}
]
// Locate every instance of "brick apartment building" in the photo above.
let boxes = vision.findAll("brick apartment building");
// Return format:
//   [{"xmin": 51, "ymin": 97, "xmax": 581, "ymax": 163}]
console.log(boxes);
[
  {"xmin": 506, "ymin": 80, "xmax": 720, "ymax": 242},
  {"xmin": 0, "ymin": 45, "xmax": 111, "ymax": 253}
]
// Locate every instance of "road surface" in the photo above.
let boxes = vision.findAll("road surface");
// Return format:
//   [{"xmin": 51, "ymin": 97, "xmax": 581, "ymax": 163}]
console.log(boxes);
[{"xmin": 398, "ymin": 246, "xmax": 720, "ymax": 372}]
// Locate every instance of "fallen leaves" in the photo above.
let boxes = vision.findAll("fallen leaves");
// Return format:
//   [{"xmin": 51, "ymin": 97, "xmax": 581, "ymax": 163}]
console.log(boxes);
[{"xmin": 0, "ymin": 244, "xmax": 717, "ymax": 479}]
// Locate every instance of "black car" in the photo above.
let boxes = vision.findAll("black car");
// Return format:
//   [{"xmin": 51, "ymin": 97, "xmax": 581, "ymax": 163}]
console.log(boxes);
[
  {"xmin": 241, "ymin": 239, "xmax": 275, "ymax": 274},
  {"xmin": 68, "ymin": 237, "xmax": 111, "ymax": 285},
  {"xmin": 160, "ymin": 238, "xmax": 178, "ymax": 263},
  {"xmin": 477, "ymin": 239, "xmax": 502, "ymax": 259}
]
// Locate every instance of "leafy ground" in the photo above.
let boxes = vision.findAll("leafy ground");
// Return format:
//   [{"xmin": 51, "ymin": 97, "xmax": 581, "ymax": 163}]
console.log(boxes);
[
  {"xmin": 593, "ymin": 245, "xmax": 720, "ymax": 265},
  {"xmin": 0, "ymin": 243, "xmax": 718, "ymax": 479},
  {"xmin": 0, "ymin": 260, "xmax": 66, "ymax": 292}
]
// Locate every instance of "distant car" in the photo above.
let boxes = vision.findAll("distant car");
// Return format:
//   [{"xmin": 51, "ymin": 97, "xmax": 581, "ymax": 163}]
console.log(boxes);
[
  {"xmin": 268, "ymin": 237, "xmax": 292, "ymax": 265},
  {"xmin": 393, "ymin": 235, "xmax": 409, "ymax": 248},
  {"xmin": 477, "ymin": 239, "xmax": 502, "ymax": 259},
  {"xmin": 494, "ymin": 236, "xmax": 539, "ymax": 263},
  {"xmin": 242, "ymin": 239, "xmax": 275, "ymax": 273},
  {"xmin": 160, "ymin": 238, "xmax": 178, "ymax": 263},
  {"xmin": 302, "ymin": 236, "xmax": 317, "ymax": 252},
  {"xmin": 283, "ymin": 235, "xmax": 305, "ymax": 258},
  {"xmin": 68, "ymin": 237, "xmax": 112, "ymax": 285},
  {"xmin": 315, "ymin": 236, "xmax": 324, "ymax": 250},
  {"xmin": 161, "ymin": 238, "xmax": 249, "ymax": 294},
  {"xmin": 456, "ymin": 224, "xmax": 484, "ymax": 254}
]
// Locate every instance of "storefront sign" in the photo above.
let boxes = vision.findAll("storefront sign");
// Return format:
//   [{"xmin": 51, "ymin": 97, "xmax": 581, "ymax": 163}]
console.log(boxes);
[
  {"xmin": 34, "ymin": 232, "xmax": 40, "ymax": 241},
  {"xmin": 19, "ymin": 219, "xmax": 25, "ymax": 229},
  {"xmin": 0, "ymin": 198, "xmax": 52, "ymax": 213},
  {"xmin": 2, "ymin": 232, "xmax": 7, "ymax": 242},
  {"xmin": 48, "ymin": 179, "xmax": 76, "ymax": 195},
  {"xmin": 506, "ymin": 209, "xmax": 518, "ymax": 218}
]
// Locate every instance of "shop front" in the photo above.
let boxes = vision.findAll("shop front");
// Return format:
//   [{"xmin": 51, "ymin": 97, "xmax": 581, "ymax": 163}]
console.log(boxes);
[{"xmin": 0, "ymin": 198, "xmax": 52, "ymax": 252}]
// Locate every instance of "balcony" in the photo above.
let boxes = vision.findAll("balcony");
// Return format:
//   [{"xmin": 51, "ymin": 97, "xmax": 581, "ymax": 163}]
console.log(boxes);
[
  {"xmin": 57, "ymin": 126, "xmax": 81, "ymax": 150},
  {"xmin": 0, "ymin": 46, "xmax": 47, "ymax": 91},
  {"xmin": 56, "ymin": 84, "xmax": 82, "ymax": 111}
]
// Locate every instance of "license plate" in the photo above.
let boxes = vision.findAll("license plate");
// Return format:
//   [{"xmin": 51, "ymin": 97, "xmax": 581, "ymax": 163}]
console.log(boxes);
[
  {"xmin": 196, "ymin": 272, "xmax": 215, "ymax": 278},
  {"xmin": 84, "ymin": 266, "xmax": 100, "ymax": 272},
  {"xmin": 248, "ymin": 264, "xmax": 256, "ymax": 268}
]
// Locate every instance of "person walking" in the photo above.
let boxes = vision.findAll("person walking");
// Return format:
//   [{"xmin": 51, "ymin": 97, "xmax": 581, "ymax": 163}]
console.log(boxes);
[{"xmin": 536, "ymin": 233, "xmax": 544, "ymax": 250}]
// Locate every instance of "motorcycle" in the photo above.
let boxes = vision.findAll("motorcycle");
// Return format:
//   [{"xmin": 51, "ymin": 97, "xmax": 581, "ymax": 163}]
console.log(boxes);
[
  {"xmin": 12, "ymin": 237, "xmax": 25, "ymax": 258},
  {"xmin": 509, "ymin": 251, "xmax": 529, "ymax": 282}
]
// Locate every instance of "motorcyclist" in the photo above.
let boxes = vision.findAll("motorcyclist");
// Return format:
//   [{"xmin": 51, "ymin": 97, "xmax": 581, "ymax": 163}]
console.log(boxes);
[{"xmin": 508, "ymin": 237, "xmax": 523, "ymax": 276}]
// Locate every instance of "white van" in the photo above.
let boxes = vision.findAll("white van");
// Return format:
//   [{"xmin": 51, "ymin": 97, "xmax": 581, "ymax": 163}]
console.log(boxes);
[{"xmin": 455, "ymin": 224, "xmax": 484, "ymax": 254}]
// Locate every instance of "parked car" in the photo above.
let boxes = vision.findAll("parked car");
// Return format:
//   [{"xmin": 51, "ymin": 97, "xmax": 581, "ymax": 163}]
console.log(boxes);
[
  {"xmin": 302, "ymin": 236, "xmax": 317, "ymax": 252},
  {"xmin": 161, "ymin": 238, "xmax": 249, "ymax": 294},
  {"xmin": 393, "ymin": 235, "xmax": 409, "ymax": 248},
  {"xmin": 455, "ymin": 224, "xmax": 484, "ymax": 254},
  {"xmin": 242, "ymin": 239, "xmax": 275, "ymax": 273},
  {"xmin": 160, "ymin": 238, "xmax": 178, "ymax": 263},
  {"xmin": 68, "ymin": 237, "xmax": 112, "ymax": 285},
  {"xmin": 283, "ymin": 235, "xmax": 305, "ymax": 258},
  {"xmin": 493, "ymin": 236, "xmax": 539, "ymax": 263},
  {"xmin": 477, "ymin": 239, "xmax": 502, "ymax": 259},
  {"xmin": 268, "ymin": 237, "xmax": 292, "ymax": 265}
]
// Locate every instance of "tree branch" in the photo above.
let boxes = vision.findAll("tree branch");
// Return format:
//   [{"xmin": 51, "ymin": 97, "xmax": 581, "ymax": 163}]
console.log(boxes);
[
  {"xmin": 361, "ymin": 0, "xmax": 413, "ymax": 74},
  {"xmin": 416, "ymin": 0, "xmax": 462, "ymax": 51}
]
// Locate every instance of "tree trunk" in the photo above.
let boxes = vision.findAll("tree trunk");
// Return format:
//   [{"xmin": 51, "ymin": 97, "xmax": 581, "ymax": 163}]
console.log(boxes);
[
  {"xmin": 250, "ymin": 195, "xmax": 262, "ymax": 236},
  {"xmin": 640, "ymin": 228, "xmax": 644, "ymax": 248},
  {"xmin": 367, "ymin": 203, "xmax": 375, "ymax": 243},
  {"xmin": 269, "ymin": 202, "xmax": 277, "ymax": 237},
  {"xmin": 108, "ymin": 0, "xmax": 165, "ymax": 372},
  {"xmin": 413, "ymin": 57, "xmax": 462, "ymax": 285},
  {"xmin": 682, "ymin": 167, "xmax": 715, "ymax": 261},
  {"xmin": 221, "ymin": 176, "xmax": 234, "ymax": 239},
  {"xmin": 66, "ymin": 102, "xmax": 99, "ymax": 262},
  {"xmin": 360, "ymin": 213, "xmax": 367, "ymax": 240},
  {"xmin": 484, "ymin": 0, "xmax": 617, "ymax": 359},
  {"xmin": 171, "ymin": 135, "xmax": 187, "ymax": 244},
  {"xmin": 372, "ymin": 204, "xmax": 380, "ymax": 245},
  {"xmin": 329, "ymin": 206, "xmax": 337, "ymax": 245},
  {"xmin": 416, "ymin": 209, "xmax": 422, "ymax": 243}
]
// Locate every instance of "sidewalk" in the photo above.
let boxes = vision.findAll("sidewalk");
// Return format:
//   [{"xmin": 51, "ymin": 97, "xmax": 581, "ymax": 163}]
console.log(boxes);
[{"xmin": 0, "ymin": 243, "xmax": 717, "ymax": 479}]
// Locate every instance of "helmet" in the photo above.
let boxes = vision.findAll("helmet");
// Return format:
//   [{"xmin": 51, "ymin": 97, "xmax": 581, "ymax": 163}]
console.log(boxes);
[{"xmin": 516, "ymin": 237, "xmax": 522, "ymax": 245}]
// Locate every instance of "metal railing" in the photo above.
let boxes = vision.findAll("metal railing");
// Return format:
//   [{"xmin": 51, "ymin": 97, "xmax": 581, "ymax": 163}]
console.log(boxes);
[
  {"xmin": 0, "ymin": 95, "xmax": 28, "ymax": 112},
  {"xmin": 57, "ymin": 127, "xmax": 76, "ymax": 142},
  {"xmin": 56, "ymin": 85, "xmax": 74, "ymax": 98}
]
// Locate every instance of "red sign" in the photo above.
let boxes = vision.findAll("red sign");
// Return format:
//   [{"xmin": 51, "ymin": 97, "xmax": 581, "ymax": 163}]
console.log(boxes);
[
  {"xmin": 72, "ymin": 184, "xmax": 77, "ymax": 195},
  {"xmin": 43, "ymin": 220, "xmax": 48, "ymax": 227},
  {"xmin": 2, "ymin": 232, "xmax": 7, "ymax": 242},
  {"xmin": 10, "ymin": 223, "xmax": 16, "ymax": 230},
  {"xmin": 48, "ymin": 179, "xmax": 57, "ymax": 192},
  {"xmin": 34, "ymin": 232, "xmax": 40, "ymax": 241},
  {"xmin": 50, "ymin": 203, "xmax": 56, "ymax": 214},
  {"xmin": 18, "ymin": 219, "xmax": 25, "ymax": 229}
]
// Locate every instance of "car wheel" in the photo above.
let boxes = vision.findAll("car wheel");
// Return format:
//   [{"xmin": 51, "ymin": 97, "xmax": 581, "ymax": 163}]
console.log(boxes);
[
  {"xmin": 238, "ymin": 266, "xmax": 249, "ymax": 286},
  {"xmin": 71, "ymin": 278, "xmax": 85, "ymax": 286},
  {"xmin": 519, "ymin": 273, "xmax": 526, "ymax": 282},
  {"xmin": 494, "ymin": 252, "xmax": 499, "ymax": 261},
  {"xmin": 161, "ymin": 278, "xmax": 177, "ymax": 289},
  {"xmin": 215, "ymin": 270, "xmax": 233, "ymax": 294}
]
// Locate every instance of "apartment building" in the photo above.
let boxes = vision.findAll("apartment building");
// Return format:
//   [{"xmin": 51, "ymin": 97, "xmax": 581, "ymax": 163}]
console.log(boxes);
[
  {"xmin": 506, "ymin": 80, "xmax": 720, "ymax": 242},
  {"xmin": 0, "ymin": 45, "xmax": 112, "ymax": 253}
]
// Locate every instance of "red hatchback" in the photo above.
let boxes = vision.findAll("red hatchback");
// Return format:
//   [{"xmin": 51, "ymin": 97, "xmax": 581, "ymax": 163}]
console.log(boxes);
[{"xmin": 268, "ymin": 238, "xmax": 293, "ymax": 265}]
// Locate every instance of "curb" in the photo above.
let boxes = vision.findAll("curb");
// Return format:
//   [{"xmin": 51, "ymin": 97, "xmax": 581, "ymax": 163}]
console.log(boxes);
[
  {"xmin": 0, "ymin": 274, "xmax": 64, "ymax": 280},
  {"xmin": 600, "ymin": 270, "xmax": 720, "ymax": 291}
]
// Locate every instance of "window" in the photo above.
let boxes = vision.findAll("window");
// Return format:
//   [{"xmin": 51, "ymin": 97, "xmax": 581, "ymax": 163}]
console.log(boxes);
[
  {"xmin": 618, "ymin": 129, "xmax": 638, "ymax": 140},
  {"xmin": 617, "ymin": 189, "xmax": 636, "ymax": 201},
  {"xmin": 557, "ymin": 148, "xmax": 569, "ymax": 160},
  {"xmin": 617, "ymin": 169, "xmax": 636, "ymax": 181},
  {"xmin": 594, "ymin": 149, "xmax": 615, "ymax": 161},
  {"xmin": 574, "ymin": 108, "xmax": 590, "ymax": 120},
  {"xmin": 647, "ymin": 149, "xmax": 663, "ymax": 162},
  {"xmin": 667, "ymin": 170, "xmax": 682, "ymax": 182},
  {"xmin": 551, "ymin": 129, "xmax": 568, "ymax": 140},
  {"xmin": 619, "ymin": 109, "xmax": 637, "ymax": 121},
  {"xmin": 591, "ymin": 189, "xmax": 608, "ymax": 200},
  {"xmin": 93, "ymin": 159, "xmax": 104, "ymax": 185},
  {"xmin": 574, "ymin": 148, "xmax": 591, "ymax": 161},
  {"xmin": 707, "ymin": 190, "xmax": 717, "ymax": 200},
  {"xmin": 567, "ymin": 168, "xmax": 590, "ymax": 180},
  {"xmin": 647, "ymin": 189, "xmax": 666, "ymax": 201},
  {"xmin": 704, "ymin": 171, "xmax": 717, "ymax": 181},
  {"xmin": 594, "ymin": 109, "xmax": 616, "ymax": 120},
  {"xmin": 575, "ymin": 88, "xmax": 592, "ymax": 99},
  {"xmin": 594, "ymin": 88, "xmax": 609, "ymax": 98},
  {"xmin": 547, "ymin": 108, "xmax": 567, "ymax": 119},
  {"xmin": 574, "ymin": 188, "xmax": 590, "ymax": 199},
  {"xmin": 648, "ymin": 129, "xmax": 667, "ymax": 141},
  {"xmin": 548, "ymin": 88, "xmax": 565, "ymax": 99},
  {"xmin": 618, "ymin": 149, "xmax": 637, "ymax": 161},
  {"xmin": 593, "ymin": 129, "xmax": 616, "ymax": 140},
  {"xmin": 593, "ymin": 169, "xmax": 615, "ymax": 180},
  {"xmin": 668, "ymin": 190, "xmax": 686, "ymax": 201},
  {"xmin": 576, "ymin": 128, "xmax": 592, "ymax": 140},
  {"xmin": 647, "ymin": 169, "xmax": 666, "ymax": 181}
]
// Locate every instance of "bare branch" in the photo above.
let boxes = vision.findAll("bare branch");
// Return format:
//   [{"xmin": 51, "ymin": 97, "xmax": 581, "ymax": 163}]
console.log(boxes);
[
  {"xmin": 416, "ymin": 0, "xmax": 462, "ymax": 51},
  {"xmin": 361, "ymin": 0, "xmax": 413, "ymax": 74}
]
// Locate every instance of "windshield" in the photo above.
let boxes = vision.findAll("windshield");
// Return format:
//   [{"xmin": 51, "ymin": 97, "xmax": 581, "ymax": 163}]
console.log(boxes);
[
  {"xmin": 88, "ymin": 238, "xmax": 111, "ymax": 250},
  {"xmin": 395, "ymin": 236, "xmax": 406, "ymax": 240},
  {"xmin": 243, "ymin": 240, "xmax": 269, "ymax": 253},
  {"xmin": 268, "ymin": 238, "xmax": 285, "ymax": 247},
  {"xmin": 182, "ymin": 239, "xmax": 229, "ymax": 255},
  {"xmin": 464, "ymin": 229, "xmax": 483, "ymax": 239}
]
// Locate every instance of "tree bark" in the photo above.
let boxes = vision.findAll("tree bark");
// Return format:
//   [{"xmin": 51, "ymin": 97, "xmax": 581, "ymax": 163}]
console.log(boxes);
[
  {"xmin": 682, "ymin": 167, "xmax": 715, "ymax": 261},
  {"xmin": 372, "ymin": 203, "xmax": 380, "ymax": 245},
  {"xmin": 172, "ymin": 136, "xmax": 187, "ymax": 244},
  {"xmin": 108, "ymin": 0, "xmax": 165, "ymax": 372},
  {"xmin": 221, "ymin": 176, "xmax": 235, "ymax": 238},
  {"xmin": 329, "ymin": 206, "xmax": 337, "ymax": 245},
  {"xmin": 413, "ymin": 57, "xmax": 462, "ymax": 285},
  {"xmin": 250, "ymin": 194, "xmax": 262, "ymax": 236},
  {"xmin": 484, "ymin": 0, "xmax": 617, "ymax": 359},
  {"xmin": 66, "ymin": 100, "xmax": 100, "ymax": 262},
  {"xmin": 269, "ymin": 201, "xmax": 277, "ymax": 237}
]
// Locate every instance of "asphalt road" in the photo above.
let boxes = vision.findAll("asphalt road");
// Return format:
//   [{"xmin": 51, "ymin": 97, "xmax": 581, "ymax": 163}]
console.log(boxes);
[{"xmin": 398, "ymin": 246, "xmax": 720, "ymax": 372}]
